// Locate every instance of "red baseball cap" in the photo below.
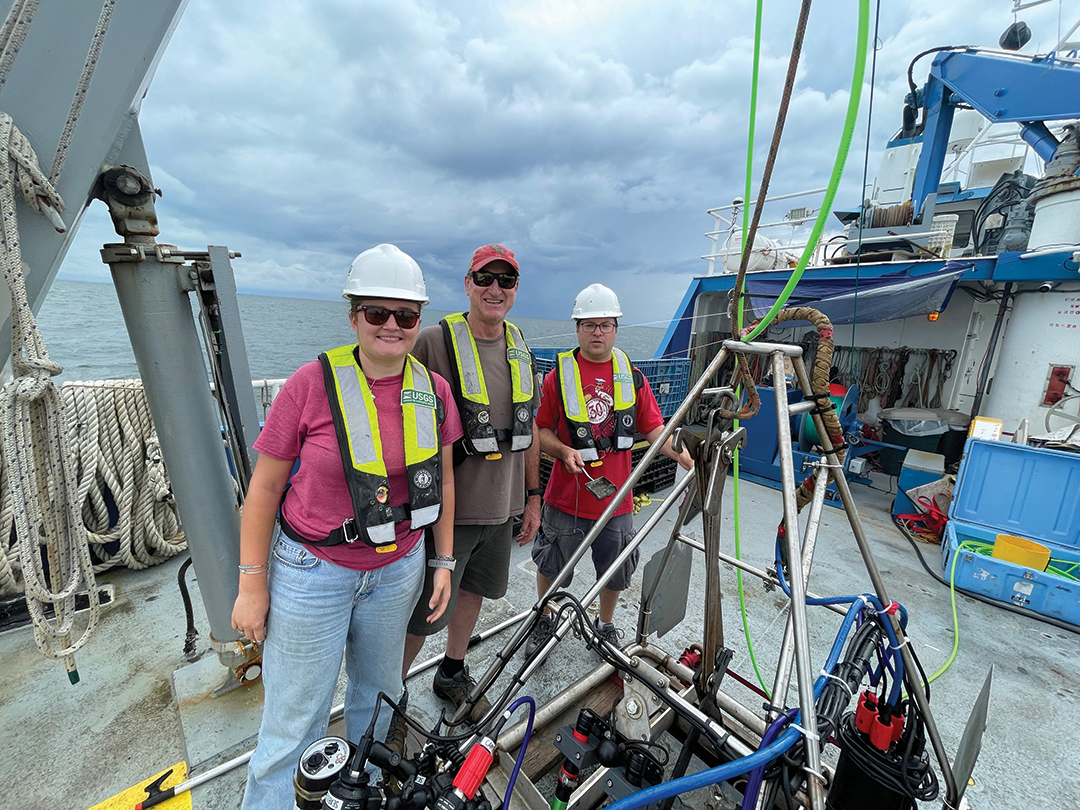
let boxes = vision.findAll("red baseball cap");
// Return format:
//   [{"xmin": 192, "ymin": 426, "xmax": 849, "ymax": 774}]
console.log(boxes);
[{"xmin": 469, "ymin": 244, "xmax": 519, "ymax": 273}]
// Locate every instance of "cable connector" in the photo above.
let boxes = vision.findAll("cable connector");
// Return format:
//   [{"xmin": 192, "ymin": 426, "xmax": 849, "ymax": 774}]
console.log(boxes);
[
  {"xmin": 452, "ymin": 736, "xmax": 495, "ymax": 800},
  {"xmin": 855, "ymin": 690, "xmax": 878, "ymax": 736}
]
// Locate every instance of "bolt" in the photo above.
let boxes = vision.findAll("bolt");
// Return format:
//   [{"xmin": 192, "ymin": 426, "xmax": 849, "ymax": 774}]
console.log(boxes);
[
  {"xmin": 994, "ymin": 88, "xmax": 1005, "ymax": 97},
  {"xmin": 607, "ymin": 780, "xmax": 614, "ymax": 789},
  {"xmin": 575, "ymin": 752, "xmax": 581, "ymax": 760},
  {"xmin": 657, "ymin": 677, "xmax": 668, "ymax": 689},
  {"xmin": 115, "ymin": 173, "xmax": 142, "ymax": 195},
  {"xmin": 625, "ymin": 698, "xmax": 642, "ymax": 718},
  {"xmin": 555, "ymin": 734, "xmax": 562, "ymax": 743},
  {"xmin": 641, "ymin": 733, "xmax": 648, "ymax": 741}
]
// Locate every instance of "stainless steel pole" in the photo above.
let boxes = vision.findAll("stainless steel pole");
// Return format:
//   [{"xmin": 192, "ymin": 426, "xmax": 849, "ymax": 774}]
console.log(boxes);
[
  {"xmin": 791, "ymin": 354, "xmax": 959, "ymax": 807},
  {"xmin": 771, "ymin": 351, "xmax": 826, "ymax": 810}
]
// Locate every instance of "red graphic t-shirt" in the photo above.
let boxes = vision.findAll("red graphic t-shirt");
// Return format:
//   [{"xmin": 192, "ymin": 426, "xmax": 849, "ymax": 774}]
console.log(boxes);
[{"xmin": 536, "ymin": 353, "xmax": 664, "ymax": 519}]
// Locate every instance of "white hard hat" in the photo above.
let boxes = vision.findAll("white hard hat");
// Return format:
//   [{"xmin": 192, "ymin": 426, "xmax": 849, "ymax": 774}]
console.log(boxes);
[
  {"xmin": 572, "ymin": 283, "xmax": 622, "ymax": 320},
  {"xmin": 342, "ymin": 244, "xmax": 429, "ymax": 305}
]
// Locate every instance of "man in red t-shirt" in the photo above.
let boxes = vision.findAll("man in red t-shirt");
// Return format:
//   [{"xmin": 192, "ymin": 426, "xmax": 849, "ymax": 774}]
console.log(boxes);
[{"xmin": 527, "ymin": 284, "xmax": 692, "ymax": 654}]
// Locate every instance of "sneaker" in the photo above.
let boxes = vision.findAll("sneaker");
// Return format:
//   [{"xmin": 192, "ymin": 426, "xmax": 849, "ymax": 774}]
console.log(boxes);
[
  {"xmin": 594, "ymin": 619, "xmax": 624, "ymax": 649},
  {"xmin": 524, "ymin": 613, "xmax": 556, "ymax": 658},
  {"xmin": 432, "ymin": 664, "xmax": 492, "ymax": 724}
]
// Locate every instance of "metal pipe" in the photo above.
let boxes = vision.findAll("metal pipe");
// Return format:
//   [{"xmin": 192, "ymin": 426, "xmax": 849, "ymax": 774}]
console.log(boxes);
[
  {"xmin": 105, "ymin": 245, "xmax": 244, "ymax": 665},
  {"xmin": 771, "ymin": 353, "xmax": 826, "ymax": 810},
  {"xmin": 757, "ymin": 462, "xmax": 829, "ymax": 810},
  {"xmin": 791, "ymin": 355, "xmax": 959, "ymax": 806},
  {"xmin": 766, "ymin": 463, "xmax": 830, "ymax": 721},
  {"xmin": 497, "ymin": 659, "xmax": 619, "ymax": 752},
  {"xmin": 722, "ymin": 339, "xmax": 804, "ymax": 358},
  {"xmin": 520, "ymin": 472, "xmax": 697, "ymax": 690},
  {"xmin": 636, "ymin": 646, "xmax": 767, "ymax": 738},
  {"xmin": 674, "ymin": 534, "xmax": 846, "ymax": 617}
]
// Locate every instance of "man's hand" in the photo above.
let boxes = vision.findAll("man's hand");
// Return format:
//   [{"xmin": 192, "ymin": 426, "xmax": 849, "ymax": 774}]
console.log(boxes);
[
  {"xmin": 559, "ymin": 446, "xmax": 586, "ymax": 475},
  {"xmin": 517, "ymin": 494, "xmax": 541, "ymax": 546}
]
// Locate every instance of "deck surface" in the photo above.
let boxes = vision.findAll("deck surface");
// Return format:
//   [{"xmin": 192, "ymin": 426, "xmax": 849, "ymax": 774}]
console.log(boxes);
[{"xmin": 1, "ymin": 470, "xmax": 1077, "ymax": 810}]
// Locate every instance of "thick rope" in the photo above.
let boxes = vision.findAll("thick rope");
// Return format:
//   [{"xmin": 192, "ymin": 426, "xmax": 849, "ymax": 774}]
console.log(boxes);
[
  {"xmin": 49, "ymin": 0, "xmax": 115, "ymax": 185},
  {"xmin": 0, "ymin": 0, "xmax": 40, "ymax": 96},
  {"xmin": 0, "ymin": 114, "xmax": 92, "ymax": 657}
]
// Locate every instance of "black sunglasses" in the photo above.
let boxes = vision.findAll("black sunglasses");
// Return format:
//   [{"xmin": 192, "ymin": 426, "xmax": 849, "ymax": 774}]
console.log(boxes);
[
  {"xmin": 469, "ymin": 270, "xmax": 519, "ymax": 289},
  {"xmin": 356, "ymin": 305, "xmax": 420, "ymax": 330}
]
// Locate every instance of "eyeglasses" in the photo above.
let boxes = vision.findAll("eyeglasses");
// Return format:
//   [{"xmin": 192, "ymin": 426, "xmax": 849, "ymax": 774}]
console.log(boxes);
[
  {"xmin": 469, "ymin": 270, "xmax": 519, "ymax": 289},
  {"xmin": 578, "ymin": 321, "xmax": 616, "ymax": 334},
  {"xmin": 356, "ymin": 305, "xmax": 420, "ymax": 330}
]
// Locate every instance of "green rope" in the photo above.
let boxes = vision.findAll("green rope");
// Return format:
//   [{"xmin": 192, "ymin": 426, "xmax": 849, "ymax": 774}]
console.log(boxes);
[{"xmin": 729, "ymin": 0, "xmax": 872, "ymax": 694}]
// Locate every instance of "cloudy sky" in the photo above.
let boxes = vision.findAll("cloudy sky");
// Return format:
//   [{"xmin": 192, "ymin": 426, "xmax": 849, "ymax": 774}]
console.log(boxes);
[{"xmin": 58, "ymin": 0, "xmax": 1075, "ymax": 325}]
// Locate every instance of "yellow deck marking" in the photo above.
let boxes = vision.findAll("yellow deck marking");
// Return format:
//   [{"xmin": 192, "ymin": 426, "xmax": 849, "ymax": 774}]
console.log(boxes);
[{"xmin": 87, "ymin": 761, "xmax": 190, "ymax": 810}]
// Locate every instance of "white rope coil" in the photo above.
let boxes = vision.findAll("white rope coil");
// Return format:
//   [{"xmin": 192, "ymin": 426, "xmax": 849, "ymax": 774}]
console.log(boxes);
[{"xmin": 0, "ymin": 381, "xmax": 188, "ymax": 593}]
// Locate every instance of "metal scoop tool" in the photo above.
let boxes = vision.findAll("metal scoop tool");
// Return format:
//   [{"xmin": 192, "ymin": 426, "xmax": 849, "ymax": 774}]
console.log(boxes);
[{"xmin": 580, "ymin": 465, "xmax": 618, "ymax": 499}]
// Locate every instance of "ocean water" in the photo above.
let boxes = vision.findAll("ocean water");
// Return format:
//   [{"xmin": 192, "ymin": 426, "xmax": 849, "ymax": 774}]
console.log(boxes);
[{"xmin": 37, "ymin": 279, "xmax": 665, "ymax": 385}]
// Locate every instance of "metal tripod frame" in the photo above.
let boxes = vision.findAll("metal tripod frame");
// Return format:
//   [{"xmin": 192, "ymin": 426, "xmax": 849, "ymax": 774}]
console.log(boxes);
[{"xmin": 456, "ymin": 338, "xmax": 960, "ymax": 810}]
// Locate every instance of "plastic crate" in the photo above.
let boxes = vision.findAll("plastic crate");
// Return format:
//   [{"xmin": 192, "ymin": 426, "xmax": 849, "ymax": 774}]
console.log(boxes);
[
  {"xmin": 531, "ymin": 347, "xmax": 563, "ymax": 379},
  {"xmin": 633, "ymin": 357, "xmax": 691, "ymax": 420}
]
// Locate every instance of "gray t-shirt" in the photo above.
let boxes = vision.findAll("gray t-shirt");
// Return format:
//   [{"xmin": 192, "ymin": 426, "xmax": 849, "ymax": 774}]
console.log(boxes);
[{"xmin": 413, "ymin": 321, "xmax": 537, "ymax": 525}]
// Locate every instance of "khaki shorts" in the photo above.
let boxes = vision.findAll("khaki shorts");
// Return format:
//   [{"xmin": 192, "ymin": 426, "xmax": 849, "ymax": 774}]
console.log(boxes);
[{"xmin": 407, "ymin": 518, "xmax": 514, "ymax": 636}]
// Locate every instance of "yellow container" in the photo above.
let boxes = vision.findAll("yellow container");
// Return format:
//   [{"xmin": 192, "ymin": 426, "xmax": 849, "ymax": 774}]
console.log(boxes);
[{"xmin": 991, "ymin": 534, "xmax": 1051, "ymax": 571}]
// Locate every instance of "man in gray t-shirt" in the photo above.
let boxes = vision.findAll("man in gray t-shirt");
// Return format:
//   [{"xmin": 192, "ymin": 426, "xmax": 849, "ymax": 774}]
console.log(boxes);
[{"xmin": 396, "ymin": 244, "xmax": 541, "ymax": 729}]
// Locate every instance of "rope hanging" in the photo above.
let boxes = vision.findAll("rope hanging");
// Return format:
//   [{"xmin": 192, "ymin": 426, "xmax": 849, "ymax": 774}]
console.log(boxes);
[{"xmin": 0, "ymin": 112, "xmax": 94, "ymax": 661}]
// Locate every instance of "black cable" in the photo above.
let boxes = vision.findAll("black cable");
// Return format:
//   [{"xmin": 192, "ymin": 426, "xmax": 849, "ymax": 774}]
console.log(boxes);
[
  {"xmin": 177, "ymin": 556, "xmax": 198, "ymax": 659},
  {"xmin": 894, "ymin": 515, "xmax": 1080, "ymax": 636}
]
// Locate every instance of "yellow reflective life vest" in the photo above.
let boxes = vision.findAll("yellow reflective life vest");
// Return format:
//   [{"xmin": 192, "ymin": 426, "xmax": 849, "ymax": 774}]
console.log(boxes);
[
  {"xmin": 319, "ymin": 345, "xmax": 442, "ymax": 552},
  {"xmin": 441, "ymin": 313, "xmax": 534, "ymax": 456},
  {"xmin": 555, "ymin": 348, "xmax": 637, "ymax": 462}
]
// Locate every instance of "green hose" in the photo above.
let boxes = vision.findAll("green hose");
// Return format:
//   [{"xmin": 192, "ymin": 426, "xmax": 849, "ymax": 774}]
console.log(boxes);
[{"xmin": 729, "ymin": 0, "xmax": 872, "ymax": 694}]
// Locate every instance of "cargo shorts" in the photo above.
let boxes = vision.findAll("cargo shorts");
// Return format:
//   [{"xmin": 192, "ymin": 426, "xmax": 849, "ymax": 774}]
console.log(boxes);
[{"xmin": 532, "ymin": 503, "xmax": 638, "ymax": 591}]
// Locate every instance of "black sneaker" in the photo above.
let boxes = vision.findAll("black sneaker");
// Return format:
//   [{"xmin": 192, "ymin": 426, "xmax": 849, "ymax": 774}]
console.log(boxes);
[
  {"xmin": 525, "ymin": 613, "xmax": 556, "ymax": 658},
  {"xmin": 594, "ymin": 619, "xmax": 624, "ymax": 649},
  {"xmin": 431, "ymin": 664, "xmax": 492, "ymax": 724}
]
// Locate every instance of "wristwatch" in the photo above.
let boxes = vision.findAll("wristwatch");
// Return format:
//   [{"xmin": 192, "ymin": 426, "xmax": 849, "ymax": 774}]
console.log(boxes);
[
  {"xmin": 526, "ymin": 488, "xmax": 544, "ymax": 498},
  {"xmin": 429, "ymin": 554, "xmax": 456, "ymax": 571}
]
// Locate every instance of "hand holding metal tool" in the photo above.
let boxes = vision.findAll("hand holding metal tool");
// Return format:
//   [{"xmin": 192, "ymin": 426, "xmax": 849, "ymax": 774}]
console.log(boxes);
[{"xmin": 580, "ymin": 465, "xmax": 618, "ymax": 499}]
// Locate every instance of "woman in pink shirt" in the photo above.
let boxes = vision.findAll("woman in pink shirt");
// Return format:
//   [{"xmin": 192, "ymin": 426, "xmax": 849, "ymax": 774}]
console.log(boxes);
[{"xmin": 233, "ymin": 245, "xmax": 464, "ymax": 810}]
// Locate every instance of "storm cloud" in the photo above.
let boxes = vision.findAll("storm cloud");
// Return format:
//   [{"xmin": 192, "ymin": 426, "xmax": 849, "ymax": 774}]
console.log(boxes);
[{"xmin": 58, "ymin": 0, "xmax": 1073, "ymax": 326}]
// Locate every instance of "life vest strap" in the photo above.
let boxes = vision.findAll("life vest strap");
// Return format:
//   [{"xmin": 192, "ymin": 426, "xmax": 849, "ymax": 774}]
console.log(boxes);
[{"xmin": 280, "ymin": 505, "xmax": 412, "ymax": 548}]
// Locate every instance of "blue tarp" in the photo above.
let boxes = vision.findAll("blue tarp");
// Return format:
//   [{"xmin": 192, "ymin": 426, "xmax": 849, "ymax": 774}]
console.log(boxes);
[{"xmin": 745, "ymin": 261, "xmax": 973, "ymax": 325}]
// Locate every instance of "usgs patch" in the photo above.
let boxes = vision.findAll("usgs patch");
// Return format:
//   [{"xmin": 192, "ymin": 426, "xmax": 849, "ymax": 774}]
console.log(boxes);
[
  {"xmin": 613, "ymin": 373, "xmax": 634, "ymax": 384},
  {"xmin": 401, "ymin": 389, "xmax": 436, "ymax": 409},
  {"xmin": 507, "ymin": 347, "xmax": 532, "ymax": 363}
]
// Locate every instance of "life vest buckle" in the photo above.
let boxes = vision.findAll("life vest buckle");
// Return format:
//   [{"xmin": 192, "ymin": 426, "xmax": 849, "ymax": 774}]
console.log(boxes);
[{"xmin": 341, "ymin": 519, "xmax": 359, "ymax": 544}]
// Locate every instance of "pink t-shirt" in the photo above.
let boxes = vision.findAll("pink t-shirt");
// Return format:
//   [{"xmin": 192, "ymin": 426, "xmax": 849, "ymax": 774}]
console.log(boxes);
[
  {"xmin": 253, "ymin": 359, "xmax": 464, "ymax": 571},
  {"xmin": 535, "ymin": 354, "xmax": 664, "ymax": 520}
]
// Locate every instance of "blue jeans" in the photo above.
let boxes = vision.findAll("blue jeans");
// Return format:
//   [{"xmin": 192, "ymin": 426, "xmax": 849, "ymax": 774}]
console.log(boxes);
[{"xmin": 242, "ymin": 530, "xmax": 425, "ymax": 810}]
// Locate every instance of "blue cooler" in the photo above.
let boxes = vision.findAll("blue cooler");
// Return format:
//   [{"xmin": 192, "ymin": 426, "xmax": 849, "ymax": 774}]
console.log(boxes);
[{"xmin": 942, "ymin": 439, "xmax": 1080, "ymax": 626}]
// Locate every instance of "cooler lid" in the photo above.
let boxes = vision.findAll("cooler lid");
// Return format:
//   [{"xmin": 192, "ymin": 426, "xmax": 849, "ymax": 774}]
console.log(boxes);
[{"xmin": 950, "ymin": 439, "xmax": 1080, "ymax": 550}]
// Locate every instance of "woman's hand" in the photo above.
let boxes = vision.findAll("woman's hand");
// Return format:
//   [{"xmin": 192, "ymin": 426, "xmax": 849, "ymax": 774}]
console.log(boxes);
[
  {"xmin": 232, "ymin": 581, "xmax": 270, "ymax": 643},
  {"xmin": 426, "ymin": 567, "xmax": 452, "ymax": 623}
]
